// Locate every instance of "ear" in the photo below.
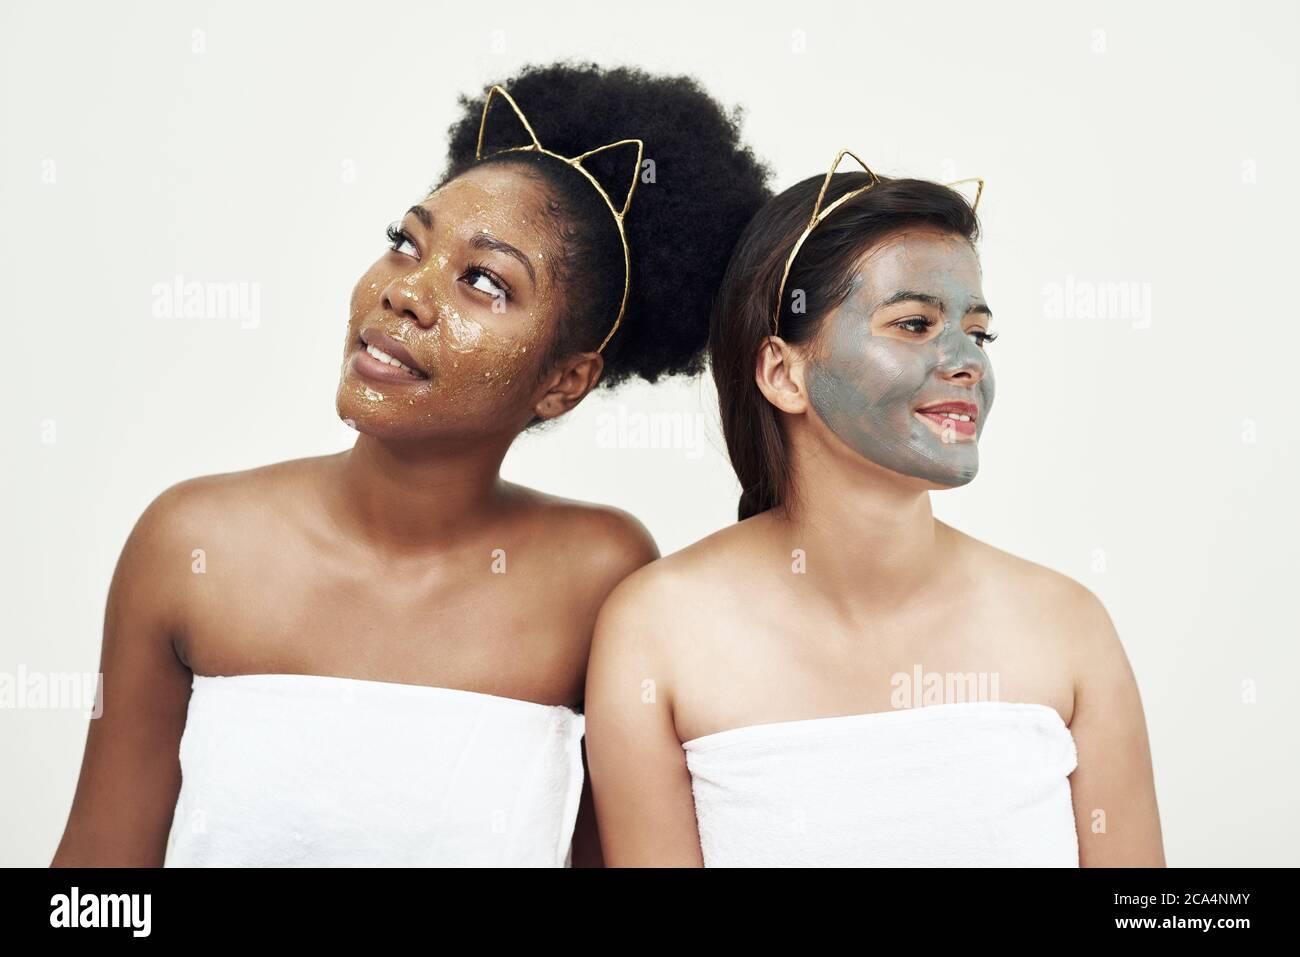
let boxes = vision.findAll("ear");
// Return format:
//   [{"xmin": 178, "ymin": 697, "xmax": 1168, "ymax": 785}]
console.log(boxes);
[
  {"xmin": 476, "ymin": 85, "xmax": 543, "ymax": 160},
  {"xmin": 754, "ymin": 336, "xmax": 811, "ymax": 416},
  {"xmin": 571, "ymin": 139, "xmax": 644, "ymax": 217},
  {"xmin": 532, "ymin": 352, "xmax": 605, "ymax": 421}
]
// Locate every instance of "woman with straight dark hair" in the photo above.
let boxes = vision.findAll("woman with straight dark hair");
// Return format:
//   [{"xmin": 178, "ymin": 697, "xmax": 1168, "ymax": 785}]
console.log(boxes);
[{"xmin": 585, "ymin": 156, "xmax": 1164, "ymax": 867}]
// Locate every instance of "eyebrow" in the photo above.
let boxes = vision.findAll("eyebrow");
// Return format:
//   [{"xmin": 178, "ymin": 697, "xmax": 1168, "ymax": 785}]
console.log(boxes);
[
  {"xmin": 405, "ymin": 205, "xmax": 537, "ymax": 290},
  {"xmin": 470, "ymin": 232, "xmax": 537, "ymax": 289},
  {"xmin": 406, "ymin": 205, "xmax": 433, "ymax": 229},
  {"xmin": 876, "ymin": 289, "xmax": 993, "ymax": 321}
]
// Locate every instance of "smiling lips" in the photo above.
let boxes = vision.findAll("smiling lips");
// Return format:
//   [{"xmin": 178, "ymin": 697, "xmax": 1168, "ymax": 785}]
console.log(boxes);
[
  {"xmin": 914, "ymin": 399, "xmax": 979, "ymax": 439},
  {"xmin": 353, "ymin": 328, "xmax": 429, "ymax": 383}
]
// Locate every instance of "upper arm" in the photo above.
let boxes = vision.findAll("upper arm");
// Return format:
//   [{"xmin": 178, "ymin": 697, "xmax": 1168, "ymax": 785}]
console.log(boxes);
[
  {"xmin": 51, "ymin": 482, "xmax": 199, "ymax": 866},
  {"xmin": 564, "ymin": 503, "xmax": 659, "ymax": 694},
  {"xmin": 561, "ymin": 504, "xmax": 661, "ymax": 867},
  {"xmin": 1065, "ymin": 583, "xmax": 1166, "ymax": 866},
  {"xmin": 584, "ymin": 568, "xmax": 703, "ymax": 867},
  {"xmin": 568, "ymin": 741, "xmax": 604, "ymax": 867}
]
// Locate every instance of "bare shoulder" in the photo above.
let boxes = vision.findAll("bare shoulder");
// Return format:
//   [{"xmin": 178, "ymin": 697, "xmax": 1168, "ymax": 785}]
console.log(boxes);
[
  {"xmin": 503, "ymin": 482, "xmax": 661, "ymax": 598},
  {"xmin": 146, "ymin": 455, "xmax": 327, "ymax": 512},
  {"xmin": 593, "ymin": 515, "xmax": 763, "ymax": 651},
  {"xmin": 588, "ymin": 515, "xmax": 779, "ymax": 735},
  {"xmin": 529, "ymin": 489, "xmax": 657, "ymax": 562},
  {"xmin": 135, "ymin": 455, "xmax": 331, "ymax": 544},
  {"xmin": 943, "ymin": 523, "xmax": 1124, "ymax": 680},
  {"xmin": 105, "ymin": 457, "xmax": 333, "ymax": 668}
]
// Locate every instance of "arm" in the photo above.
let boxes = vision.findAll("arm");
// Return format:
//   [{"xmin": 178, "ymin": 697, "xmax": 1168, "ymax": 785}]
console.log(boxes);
[
  {"xmin": 584, "ymin": 571, "xmax": 704, "ymax": 867},
  {"xmin": 51, "ymin": 485, "xmax": 197, "ymax": 866},
  {"xmin": 568, "ymin": 741, "xmax": 604, "ymax": 867},
  {"xmin": 1066, "ymin": 586, "xmax": 1166, "ymax": 866}
]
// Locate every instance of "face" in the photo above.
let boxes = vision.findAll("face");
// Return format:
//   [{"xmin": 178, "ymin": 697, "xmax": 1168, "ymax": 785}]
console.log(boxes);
[
  {"xmin": 804, "ymin": 227, "xmax": 996, "ymax": 488},
  {"xmin": 336, "ymin": 164, "xmax": 564, "ymax": 441}
]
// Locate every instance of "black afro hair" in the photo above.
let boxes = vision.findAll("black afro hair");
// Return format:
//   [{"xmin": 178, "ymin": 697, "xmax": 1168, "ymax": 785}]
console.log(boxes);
[{"xmin": 440, "ymin": 61, "xmax": 772, "ymax": 390}]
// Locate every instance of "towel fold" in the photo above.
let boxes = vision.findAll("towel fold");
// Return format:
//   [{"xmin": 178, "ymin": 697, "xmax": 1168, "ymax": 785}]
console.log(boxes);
[
  {"xmin": 164, "ymin": 673, "xmax": 586, "ymax": 867},
  {"xmin": 682, "ymin": 700, "xmax": 1079, "ymax": 867}
]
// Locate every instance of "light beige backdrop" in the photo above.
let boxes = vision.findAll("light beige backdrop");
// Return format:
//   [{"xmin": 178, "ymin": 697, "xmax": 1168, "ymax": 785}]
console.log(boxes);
[{"xmin": 2, "ymin": 0, "xmax": 1296, "ymax": 866}]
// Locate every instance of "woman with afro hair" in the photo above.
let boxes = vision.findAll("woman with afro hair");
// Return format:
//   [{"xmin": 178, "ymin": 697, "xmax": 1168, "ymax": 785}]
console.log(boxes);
[{"xmin": 51, "ymin": 62, "xmax": 770, "ymax": 868}]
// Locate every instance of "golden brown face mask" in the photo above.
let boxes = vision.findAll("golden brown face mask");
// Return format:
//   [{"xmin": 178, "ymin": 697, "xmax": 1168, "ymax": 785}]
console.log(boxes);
[{"xmin": 335, "ymin": 164, "xmax": 564, "ymax": 442}]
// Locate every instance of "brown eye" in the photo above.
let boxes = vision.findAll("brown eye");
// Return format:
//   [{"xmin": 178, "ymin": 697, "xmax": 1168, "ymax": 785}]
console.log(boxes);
[{"xmin": 894, "ymin": 317, "xmax": 934, "ymax": 334}]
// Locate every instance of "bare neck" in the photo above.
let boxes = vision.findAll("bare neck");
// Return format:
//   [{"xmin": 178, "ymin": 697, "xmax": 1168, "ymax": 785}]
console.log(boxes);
[
  {"xmin": 770, "ymin": 429, "xmax": 949, "ymax": 617},
  {"xmin": 322, "ymin": 432, "xmax": 516, "ymax": 552}
]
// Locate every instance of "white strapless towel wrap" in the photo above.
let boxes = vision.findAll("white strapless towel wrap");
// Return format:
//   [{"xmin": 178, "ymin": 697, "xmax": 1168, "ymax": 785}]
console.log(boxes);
[
  {"xmin": 683, "ymin": 701, "xmax": 1079, "ymax": 867},
  {"xmin": 164, "ymin": 673, "xmax": 586, "ymax": 867}
]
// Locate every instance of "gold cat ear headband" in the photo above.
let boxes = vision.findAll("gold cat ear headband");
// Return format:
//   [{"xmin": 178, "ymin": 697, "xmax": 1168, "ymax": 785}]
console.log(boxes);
[
  {"xmin": 475, "ymin": 84, "xmax": 644, "ymax": 353},
  {"xmin": 772, "ymin": 149, "xmax": 984, "ymax": 335}
]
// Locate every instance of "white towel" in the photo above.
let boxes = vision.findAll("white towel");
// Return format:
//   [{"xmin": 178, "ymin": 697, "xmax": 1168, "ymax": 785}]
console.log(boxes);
[
  {"xmin": 683, "ymin": 701, "xmax": 1078, "ymax": 867},
  {"xmin": 164, "ymin": 673, "xmax": 586, "ymax": 867}
]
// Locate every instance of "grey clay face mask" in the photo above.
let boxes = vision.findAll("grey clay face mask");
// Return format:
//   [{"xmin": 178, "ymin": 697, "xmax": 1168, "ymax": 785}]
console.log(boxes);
[{"xmin": 804, "ymin": 229, "xmax": 996, "ymax": 487}]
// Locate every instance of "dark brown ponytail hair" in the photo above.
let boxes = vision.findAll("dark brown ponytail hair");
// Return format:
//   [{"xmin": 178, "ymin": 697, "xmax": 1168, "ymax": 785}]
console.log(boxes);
[{"xmin": 708, "ymin": 173, "xmax": 980, "ymax": 520}]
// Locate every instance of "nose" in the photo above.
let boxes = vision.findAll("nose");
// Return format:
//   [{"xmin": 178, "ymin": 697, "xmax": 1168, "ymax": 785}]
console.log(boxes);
[
  {"xmin": 934, "ymin": 322, "xmax": 988, "ymax": 385},
  {"xmin": 382, "ymin": 276, "xmax": 437, "ymax": 329}
]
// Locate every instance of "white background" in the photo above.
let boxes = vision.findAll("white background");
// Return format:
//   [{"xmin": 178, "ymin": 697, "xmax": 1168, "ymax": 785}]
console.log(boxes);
[{"xmin": 2, "ymin": 0, "xmax": 1296, "ymax": 866}]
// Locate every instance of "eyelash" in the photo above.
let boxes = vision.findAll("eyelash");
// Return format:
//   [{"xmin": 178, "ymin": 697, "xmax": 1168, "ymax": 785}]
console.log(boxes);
[
  {"xmin": 386, "ymin": 223, "xmax": 416, "ymax": 257},
  {"xmin": 894, "ymin": 317, "xmax": 934, "ymax": 334},
  {"xmin": 893, "ymin": 317, "xmax": 998, "ymax": 346},
  {"xmin": 384, "ymin": 224, "xmax": 512, "ymax": 301},
  {"xmin": 463, "ymin": 262, "xmax": 512, "ymax": 301}
]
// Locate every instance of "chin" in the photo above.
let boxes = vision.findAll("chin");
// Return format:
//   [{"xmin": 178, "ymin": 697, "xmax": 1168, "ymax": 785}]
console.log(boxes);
[
  {"xmin": 335, "ymin": 384, "xmax": 416, "ymax": 440},
  {"xmin": 922, "ymin": 462, "xmax": 979, "ymax": 489}
]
